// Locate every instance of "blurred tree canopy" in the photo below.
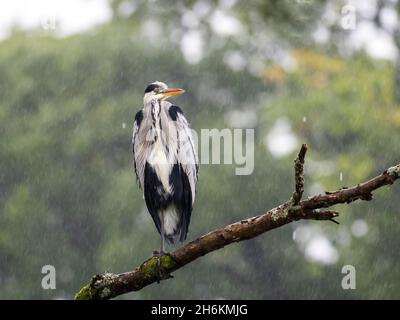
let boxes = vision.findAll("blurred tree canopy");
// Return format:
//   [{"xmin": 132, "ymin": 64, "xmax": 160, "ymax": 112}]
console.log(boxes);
[{"xmin": 0, "ymin": 0, "xmax": 399, "ymax": 299}]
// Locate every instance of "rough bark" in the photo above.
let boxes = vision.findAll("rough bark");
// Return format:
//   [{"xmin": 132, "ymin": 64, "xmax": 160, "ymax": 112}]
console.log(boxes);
[{"xmin": 75, "ymin": 145, "xmax": 400, "ymax": 300}]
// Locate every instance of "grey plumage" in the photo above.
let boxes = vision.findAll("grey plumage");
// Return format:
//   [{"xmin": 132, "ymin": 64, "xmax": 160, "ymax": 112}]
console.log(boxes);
[{"xmin": 132, "ymin": 81, "xmax": 198, "ymax": 253}]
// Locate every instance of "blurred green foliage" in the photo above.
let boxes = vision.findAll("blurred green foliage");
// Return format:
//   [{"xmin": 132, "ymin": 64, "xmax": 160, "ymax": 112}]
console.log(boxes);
[{"xmin": 0, "ymin": 0, "xmax": 399, "ymax": 299}]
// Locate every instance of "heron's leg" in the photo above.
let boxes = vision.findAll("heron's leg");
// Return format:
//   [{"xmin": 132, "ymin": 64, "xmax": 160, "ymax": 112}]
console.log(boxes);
[
  {"xmin": 152, "ymin": 212, "xmax": 164, "ymax": 282},
  {"xmin": 151, "ymin": 212, "xmax": 166, "ymax": 255},
  {"xmin": 160, "ymin": 216, "xmax": 165, "ymax": 255}
]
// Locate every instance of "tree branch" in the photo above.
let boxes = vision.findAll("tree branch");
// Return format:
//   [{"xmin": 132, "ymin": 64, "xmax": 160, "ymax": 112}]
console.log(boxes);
[{"xmin": 75, "ymin": 146, "xmax": 400, "ymax": 300}]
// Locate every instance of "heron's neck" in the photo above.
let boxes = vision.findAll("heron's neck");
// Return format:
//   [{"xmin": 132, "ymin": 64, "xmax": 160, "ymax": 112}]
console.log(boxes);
[{"xmin": 149, "ymin": 99, "xmax": 161, "ymax": 124}]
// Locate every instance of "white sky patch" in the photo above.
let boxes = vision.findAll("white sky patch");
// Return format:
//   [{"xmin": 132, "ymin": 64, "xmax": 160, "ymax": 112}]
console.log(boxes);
[
  {"xmin": 0, "ymin": 0, "xmax": 396, "ymax": 65},
  {"xmin": 247, "ymin": 59, "xmax": 265, "ymax": 77},
  {"xmin": 380, "ymin": 6, "xmax": 398, "ymax": 32},
  {"xmin": 293, "ymin": 225, "xmax": 313, "ymax": 244},
  {"xmin": 306, "ymin": 159, "xmax": 336, "ymax": 177},
  {"xmin": 307, "ymin": 182, "xmax": 325, "ymax": 196},
  {"xmin": 313, "ymin": 24, "xmax": 330, "ymax": 44},
  {"xmin": 322, "ymin": 2, "xmax": 339, "ymax": 26},
  {"xmin": 351, "ymin": 219, "xmax": 369, "ymax": 238},
  {"xmin": 339, "ymin": 1, "xmax": 399, "ymax": 61},
  {"xmin": 193, "ymin": 1, "xmax": 211, "ymax": 18},
  {"xmin": 219, "ymin": 0, "xmax": 237, "ymax": 10},
  {"xmin": 141, "ymin": 19, "xmax": 162, "ymax": 40},
  {"xmin": 349, "ymin": 0, "xmax": 378, "ymax": 20},
  {"xmin": 117, "ymin": 0, "xmax": 137, "ymax": 18},
  {"xmin": 278, "ymin": 52, "xmax": 298, "ymax": 72},
  {"xmin": 223, "ymin": 50, "xmax": 247, "ymax": 71},
  {"xmin": 336, "ymin": 226, "xmax": 352, "ymax": 247},
  {"xmin": 180, "ymin": 30, "xmax": 204, "ymax": 64},
  {"xmin": 348, "ymin": 21, "xmax": 398, "ymax": 61},
  {"xmin": 210, "ymin": 10, "xmax": 242, "ymax": 36},
  {"xmin": 225, "ymin": 110, "xmax": 258, "ymax": 128},
  {"xmin": 0, "ymin": 0, "xmax": 112, "ymax": 40},
  {"xmin": 305, "ymin": 236, "xmax": 339, "ymax": 265},
  {"xmin": 265, "ymin": 118, "xmax": 299, "ymax": 158},
  {"xmin": 294, "ymin": 224, "xmax": 342, "ymax": 264},
  {"xmin": 181, "ymin": 10, "xmax": 200, "ymax": 29}
]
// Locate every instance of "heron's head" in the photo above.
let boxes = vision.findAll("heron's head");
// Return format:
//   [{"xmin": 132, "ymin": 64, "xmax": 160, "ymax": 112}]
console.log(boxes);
[{"xmin": 143, "ymin": 81, "xmax": 185, "ymax": 105}]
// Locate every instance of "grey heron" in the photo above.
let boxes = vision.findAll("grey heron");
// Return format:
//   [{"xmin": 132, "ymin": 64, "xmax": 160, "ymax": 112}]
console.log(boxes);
[{"xmin": 132, "ymin": 81, "xmax": 198, "ymax": 262}]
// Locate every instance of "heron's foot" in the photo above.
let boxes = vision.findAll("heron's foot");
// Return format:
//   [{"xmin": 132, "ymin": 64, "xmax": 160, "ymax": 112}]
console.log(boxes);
[
  {"xmin": 152, "ymin": 250, "xmax": 173, "ymax": 283},
  {"xmin": 140, "ymin": 251, "xmax": 159, "ymax": 267},
  {"xmin": 140, "ymin": 251, "xmax": 174, "ymax": 282}
]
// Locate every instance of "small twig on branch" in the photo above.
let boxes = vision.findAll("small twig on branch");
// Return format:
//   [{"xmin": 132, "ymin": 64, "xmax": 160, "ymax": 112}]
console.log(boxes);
[
  {"xmin": 291, "ymin": 208, "xmax": 339, "ymax": 221},
  {"xmin": 292, "ymin": 144, "xmax": 308, "ymax": 205},
  {"xmin": 75, "ymin": 147, "xmax": 400, "ymax": 300},
  {"xmin": 329, "ymin": 218, "xmax": 340, "ymax": 225}
]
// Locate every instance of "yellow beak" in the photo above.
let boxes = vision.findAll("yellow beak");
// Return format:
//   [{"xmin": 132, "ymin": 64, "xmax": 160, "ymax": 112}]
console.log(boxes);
[{"xmin": 162, "ymin": 88, "xmax": 185, "ymax": 98}]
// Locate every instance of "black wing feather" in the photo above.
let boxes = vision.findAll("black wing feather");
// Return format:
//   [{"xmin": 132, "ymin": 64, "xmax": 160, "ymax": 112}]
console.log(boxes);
[
  {"xmin": 179, "ymin": 167, "xmax": 193, "ymax": 241},
  {"xmin": 169, "ymin": 164, "xmax": 193, "ymax": 242},
  {"xmin": 143, "ymin": 162, "xmax": 165, "ymax": 236},
  {"xmin": 132, "ymin": 110, "xmax": 143, "ymax": 181},
  {"xmin": 168, "ymin": 105, "xmax": 184, "ymax": 121}
]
